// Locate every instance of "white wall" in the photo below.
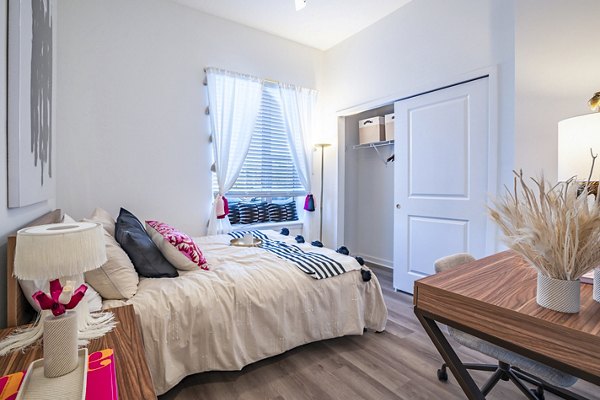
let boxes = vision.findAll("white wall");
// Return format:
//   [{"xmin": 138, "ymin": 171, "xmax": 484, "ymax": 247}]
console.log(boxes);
[
  {"xmin": 56, "ymin": 0, "xmax": 323, "ymax": 235},
  {"xmin": 0, "ymin": 2, "xmax": 56, "ymax": 327},
  {"xmin": 342, "ymin": 106, "xmax": 394, "ymax": 267},
  {"xmin": 53, "ymin": 0, "xmax": 600, "ymax": 268},
  {"xmin": 514, "ymin": 0, "xmax": 600, "ymax": 181},
  {"xmin": 322, "ymin": 0, "xmax": 515, "ymax": 257}
]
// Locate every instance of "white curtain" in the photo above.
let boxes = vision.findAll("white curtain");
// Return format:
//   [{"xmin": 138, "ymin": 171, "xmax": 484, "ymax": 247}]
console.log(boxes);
[
  {"xmin": 206, "ymin": 68, "xmax": 263, "ymax": 235},
  {"xmin": 278, "ymin": 84, "xmax": 318, "ymax": 194}
]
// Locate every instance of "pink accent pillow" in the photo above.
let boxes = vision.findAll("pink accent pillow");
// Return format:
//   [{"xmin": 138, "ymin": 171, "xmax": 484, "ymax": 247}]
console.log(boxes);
[{"xmin": 145, "ymin": 221, "xmax": 209, "ymax": 271}]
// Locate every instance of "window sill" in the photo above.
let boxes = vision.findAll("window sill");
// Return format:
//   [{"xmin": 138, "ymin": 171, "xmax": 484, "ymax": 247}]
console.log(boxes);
[{"xmin": 231, "ymin": 220, "xmax": 303, "ymax": 232}]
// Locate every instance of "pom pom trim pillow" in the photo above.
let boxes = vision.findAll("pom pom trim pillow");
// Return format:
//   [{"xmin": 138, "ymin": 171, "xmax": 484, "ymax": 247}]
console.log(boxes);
[{"xmin": 146, "ymin": 221, "xmax": 209, "ymax": 271}]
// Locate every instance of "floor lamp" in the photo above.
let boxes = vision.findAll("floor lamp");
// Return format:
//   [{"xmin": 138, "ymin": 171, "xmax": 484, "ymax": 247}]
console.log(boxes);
[{"xmin": 315, "ymin": 143, "xmax": 331, "ymax": 242}]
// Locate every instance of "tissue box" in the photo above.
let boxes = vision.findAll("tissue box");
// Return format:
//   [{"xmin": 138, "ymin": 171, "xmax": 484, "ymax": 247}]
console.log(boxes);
[
  {"xmin": 358, "ymin": 116, "xmax": 385, "ymax": 144},
  {"xmin": 385, "ymin": 113, "xmax": 395, "ymax": 141}
]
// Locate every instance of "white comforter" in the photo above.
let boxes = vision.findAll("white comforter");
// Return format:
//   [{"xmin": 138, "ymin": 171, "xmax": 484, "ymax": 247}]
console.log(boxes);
[{"xmin": 103, "ymin": 231, "xmax": 388, "ymax": 395}]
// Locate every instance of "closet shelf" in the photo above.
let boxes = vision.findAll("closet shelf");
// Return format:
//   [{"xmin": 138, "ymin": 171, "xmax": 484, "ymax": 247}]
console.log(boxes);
[{"xmin": 352, "ymin": 140, "xmax": 394, "ymax": 150}]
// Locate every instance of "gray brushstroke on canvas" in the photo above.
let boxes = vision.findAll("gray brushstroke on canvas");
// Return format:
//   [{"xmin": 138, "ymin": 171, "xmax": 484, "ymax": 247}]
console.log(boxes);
[{"xmin": 30, "ymin": 0, "xmax": 52, "ymax": 185}]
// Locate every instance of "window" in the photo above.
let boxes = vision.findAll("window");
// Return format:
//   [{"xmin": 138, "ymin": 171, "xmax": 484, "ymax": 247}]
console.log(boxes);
[
  {"xmin": 217, "ymin": 83, "xmax": 305, "ymax": 198},
  {"xmin": 206, "ymin": 68, "xmax": 315, "ymax": 234}
]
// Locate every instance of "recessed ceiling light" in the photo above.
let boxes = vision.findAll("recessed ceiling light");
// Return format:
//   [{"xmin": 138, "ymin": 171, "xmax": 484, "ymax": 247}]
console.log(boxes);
[{"xmin": 295, "ymin": 0, "xmax": 306, "ymax": 11}]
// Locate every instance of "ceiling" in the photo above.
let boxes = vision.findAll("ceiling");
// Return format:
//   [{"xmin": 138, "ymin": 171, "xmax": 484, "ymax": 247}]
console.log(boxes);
[{"xmin": 171, "ymin": 0, "xmax": 413, "ymax": 50}]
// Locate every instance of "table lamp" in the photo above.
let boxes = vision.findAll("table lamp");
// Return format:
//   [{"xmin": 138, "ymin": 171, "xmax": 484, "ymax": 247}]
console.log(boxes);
[
  {"xmin": 558, "ymin": 108, "xmax": 600, "ymax": 304},
  {"xmin": 558, "ymin": 113, "xmax": 600, "ymax": 194},
  {"xmin": 13, "ymin": 222, "xmax": 107, "ymax": 378}
]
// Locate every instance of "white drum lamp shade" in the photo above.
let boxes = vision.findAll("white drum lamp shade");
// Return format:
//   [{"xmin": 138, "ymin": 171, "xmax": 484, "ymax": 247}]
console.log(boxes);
[
  {"xmin": 14, "ymin": 222, "xmax": 107, "ymax": 281},
  {"xmin": 558, "ymin": 113, "xmax": 600, "ymax": 182}
]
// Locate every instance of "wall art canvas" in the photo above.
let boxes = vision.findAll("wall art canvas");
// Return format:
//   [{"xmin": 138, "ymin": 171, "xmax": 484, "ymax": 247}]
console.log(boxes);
[{"xmin": 8, "ymin": 0, "xmax": 56, "ymax": 208}]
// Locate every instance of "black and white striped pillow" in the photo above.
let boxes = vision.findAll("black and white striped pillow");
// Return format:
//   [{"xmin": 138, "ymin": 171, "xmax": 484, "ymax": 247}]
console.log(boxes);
[
  {"xmin": 238, "ymin": 203, "xmax": 257, "ymax": 224},
  {"xmin": 284, "ymin": 202, "xmax": 298, "ymax": 221},
  {"xmin": 227, "ymin": 202, "xmax": 241, "ymax": 225}
]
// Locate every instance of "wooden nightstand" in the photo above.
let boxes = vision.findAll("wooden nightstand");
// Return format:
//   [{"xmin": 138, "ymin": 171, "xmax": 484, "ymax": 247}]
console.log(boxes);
[{"xmin": 0, "ymin": 305, "xmax": 156, "ymax": 399}]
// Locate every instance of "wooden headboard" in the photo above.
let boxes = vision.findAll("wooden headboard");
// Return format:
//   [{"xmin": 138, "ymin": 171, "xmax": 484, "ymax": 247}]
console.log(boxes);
[{"xmin": 6, "ymin": 209, "xmax": 63, "ymax": 327}]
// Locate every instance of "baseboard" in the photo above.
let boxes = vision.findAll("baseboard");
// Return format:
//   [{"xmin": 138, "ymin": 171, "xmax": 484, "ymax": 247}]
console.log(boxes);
[{"xmin": 355, "ymin": 253, "xmax": 392, "ymax": 269}]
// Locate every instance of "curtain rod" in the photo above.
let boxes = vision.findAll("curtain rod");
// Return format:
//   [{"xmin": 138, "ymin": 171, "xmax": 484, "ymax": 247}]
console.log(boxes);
[
  {"xmin": 202, "ymin": 67, "xmax": 280, "ymax": 86},
  {"xmin": 203, "ymin": 67, "xmax": 316, "ymax": 92}
]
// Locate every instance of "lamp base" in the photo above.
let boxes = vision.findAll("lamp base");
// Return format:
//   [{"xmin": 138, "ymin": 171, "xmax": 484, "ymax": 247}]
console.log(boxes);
[{"xmin": 43, "ymin": 310, "xmax": 79, "ymax": 378}]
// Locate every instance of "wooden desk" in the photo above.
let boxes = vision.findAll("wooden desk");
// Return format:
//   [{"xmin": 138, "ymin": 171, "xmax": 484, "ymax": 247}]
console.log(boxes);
[
  {"xmin": 0, "ymin": 305, "xmax": 157, "ymax": 400},
  {"xmin": 414, "ymin": 251, "xmax": 600, "ymax": 400}
]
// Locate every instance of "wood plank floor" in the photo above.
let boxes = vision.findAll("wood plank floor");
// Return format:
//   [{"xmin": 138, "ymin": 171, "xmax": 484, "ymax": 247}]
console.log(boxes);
[{"xmin": 159, "ymin": 266, "xmax": 598, "ymax": 400}]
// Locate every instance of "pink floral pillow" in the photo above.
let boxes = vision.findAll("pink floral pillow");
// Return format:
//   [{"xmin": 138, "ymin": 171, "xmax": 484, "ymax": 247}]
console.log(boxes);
[{"xmin": 145, "ymin": 221, "xmax": 209, "ymax": 271}]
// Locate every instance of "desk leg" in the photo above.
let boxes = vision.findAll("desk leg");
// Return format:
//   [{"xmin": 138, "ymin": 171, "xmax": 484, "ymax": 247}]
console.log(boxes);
[{"xmin": 415, "ymin": 309, "xmax": 485, "ymax": 400}]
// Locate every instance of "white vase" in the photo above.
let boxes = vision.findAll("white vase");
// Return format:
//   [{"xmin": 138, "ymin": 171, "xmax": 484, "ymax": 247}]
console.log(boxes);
[
  {"xmin": 536, "ymin": 273, "xmax": 580, "ymax": 313},
  {"xmin": 43, "ymin": 310, "xmax": 79, "ymax": 378},
  {"xmin": 594, "ymin": 268, "xmax": 600, "ymax": 303}
]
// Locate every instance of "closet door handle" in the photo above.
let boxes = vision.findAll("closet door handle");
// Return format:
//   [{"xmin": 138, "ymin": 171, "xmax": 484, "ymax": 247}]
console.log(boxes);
[{"xmin": 396, "ymin": 204, "xmax": 401, "ymax": 209}]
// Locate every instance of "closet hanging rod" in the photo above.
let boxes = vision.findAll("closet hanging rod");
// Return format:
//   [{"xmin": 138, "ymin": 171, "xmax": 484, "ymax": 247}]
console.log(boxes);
[{"xmin": 352, "ymin": 140, "xmax": 394, "ymax": 150}]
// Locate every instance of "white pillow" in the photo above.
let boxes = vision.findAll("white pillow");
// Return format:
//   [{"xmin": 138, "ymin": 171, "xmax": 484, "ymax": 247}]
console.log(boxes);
[
  {"xmin": 62, "ymin": 213, "xmax": 77, "ymax": 223},
  {"xmin": 84, "ymin": 229, "xmax": 139, "ymax": 300},
  {"xmin": 62, "ymin": 211, "xmax": 138, "ymax": 300},
  {"xmin": 85, "ymin": 208, "xmax": 116, "ymax": 237}
]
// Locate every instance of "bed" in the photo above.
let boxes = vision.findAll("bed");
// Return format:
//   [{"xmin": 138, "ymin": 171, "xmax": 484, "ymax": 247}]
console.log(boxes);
[{"xmin": 7, "ymin": 210, "xmax": 388, "ymax": 396}]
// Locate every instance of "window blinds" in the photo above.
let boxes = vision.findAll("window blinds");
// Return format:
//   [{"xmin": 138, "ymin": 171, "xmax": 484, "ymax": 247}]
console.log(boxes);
[{"xmin": 225, "ymin": 84, "xmax": 305, "ymax": 197}]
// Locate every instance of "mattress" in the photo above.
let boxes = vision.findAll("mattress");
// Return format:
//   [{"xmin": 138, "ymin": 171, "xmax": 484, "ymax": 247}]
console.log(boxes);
[{"xmin": 103, "ymin": 231, "xmax": 388, "ymax": 395}]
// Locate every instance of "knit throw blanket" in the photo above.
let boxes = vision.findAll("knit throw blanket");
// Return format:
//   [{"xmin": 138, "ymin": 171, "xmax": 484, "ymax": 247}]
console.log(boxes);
[{"xmin": 229, "ymin": 231, "xmax": 347, "ymax": 279}]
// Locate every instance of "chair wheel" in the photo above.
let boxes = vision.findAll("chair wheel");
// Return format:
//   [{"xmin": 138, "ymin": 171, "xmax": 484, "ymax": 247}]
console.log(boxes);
[
  {"xmin": 530, "ymin": 388, "xmax": 545, "ymax": 400},
  {"xmin": 437, "ymin": 368, "xmax": 448, "ymax": 382}
]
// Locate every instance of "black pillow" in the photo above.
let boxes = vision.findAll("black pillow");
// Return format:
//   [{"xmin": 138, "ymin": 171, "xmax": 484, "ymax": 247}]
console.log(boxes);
[{"xmin": 114, "ymin": 208, "xmax": 178, "ymax": 278}]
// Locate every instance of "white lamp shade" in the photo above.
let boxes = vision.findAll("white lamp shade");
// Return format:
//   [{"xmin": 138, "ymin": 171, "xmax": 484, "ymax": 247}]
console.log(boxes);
[
  {"xmin": 14, "ymin": 222, "xmax": 107, "ymax": 281},
  {"xmin": 558, "ymin": 113, "xmax": 600, "ymax": 181}
]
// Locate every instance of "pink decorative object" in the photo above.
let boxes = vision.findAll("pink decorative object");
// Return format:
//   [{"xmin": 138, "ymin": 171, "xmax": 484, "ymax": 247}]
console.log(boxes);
[
  {"xmin": 146, "ymin": 221, "xmax": 209, "ymax": 270},
  {"xmin": 215, "ymin": 195, "xmax": 229, "ymax": 219},
  {"xmin": 32, "ymin": 279, "xmax": 87, "ymax": 317},
  {"xmin": 304, "ymin": 194, "xmax": 315, "ymax": 212},
  {"xmin": 86, "ymin": 349, "xmax": 118, "ymax": 400}
]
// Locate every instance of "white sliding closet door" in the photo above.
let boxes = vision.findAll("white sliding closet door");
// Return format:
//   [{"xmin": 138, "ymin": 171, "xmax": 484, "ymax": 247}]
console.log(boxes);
[{"xmin": 393, "ymin": 78, "xmax": 490, "ymax": 294}]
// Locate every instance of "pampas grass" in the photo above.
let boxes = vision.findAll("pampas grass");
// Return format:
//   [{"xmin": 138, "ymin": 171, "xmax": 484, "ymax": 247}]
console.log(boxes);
[{"xmin": 489, "ymin": 170, "xmax": 600, "ymax": 280}]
